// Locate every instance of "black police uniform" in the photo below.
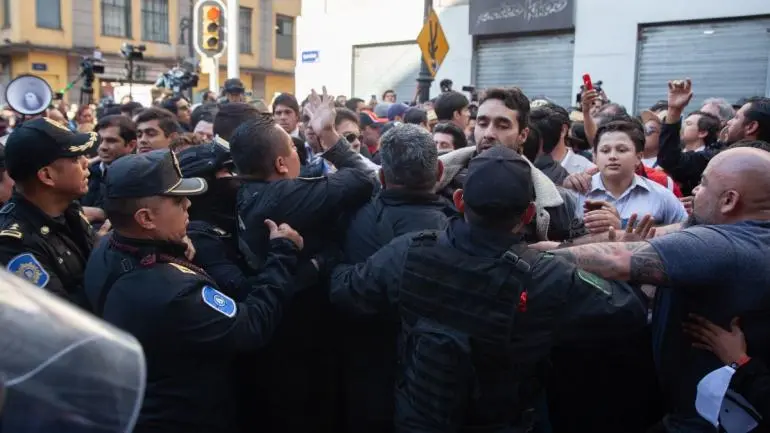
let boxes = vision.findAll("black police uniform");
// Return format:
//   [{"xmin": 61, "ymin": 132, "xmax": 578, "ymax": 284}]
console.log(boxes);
[
  {"xmin": 329, "ymin": 147, "xmax": 648, "ymax": 432},
  {"xmin": 236, "ymin": 137, "xmax": 377, "ymax": 433},
  {"xmin": 80, "ymin": 161, "xmax": 107, "ymax": 208},
  {"xmin": 0, "ymin": 118, "xmax": 98, "ymax": 305},
  {"xmin": 84, "ymin": 150, "xmax": 301, "ymax": 433}
]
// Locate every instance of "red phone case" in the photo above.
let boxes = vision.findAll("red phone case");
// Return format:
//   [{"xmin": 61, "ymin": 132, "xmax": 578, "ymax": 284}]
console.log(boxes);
[{"xmin": 582, "ymin": 74, "xmax": 593, "ymax": 91}]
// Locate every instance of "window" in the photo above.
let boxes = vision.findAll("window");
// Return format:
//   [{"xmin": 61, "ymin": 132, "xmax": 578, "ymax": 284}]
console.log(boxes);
[
  {"xmin": 239, "ymin": 7, "xmax": 252, "ymax": 53},
  {"xmin": 102, "ymin": 0, "xmax": 131, "ymax": 37},
  {"xmin": 36, "ymin": 0, "xmax": 61, "ymax": 29},
  {"xmin": 275, "ymin": 14, "xmax": 294, "ymax": 60},
  {"xmin": 3, "ymin": 0, "xmax": 10, "ymax": 28},
  {"xmin": 141, "ymin": 0, "xmax": 168, "ymax": 43}
]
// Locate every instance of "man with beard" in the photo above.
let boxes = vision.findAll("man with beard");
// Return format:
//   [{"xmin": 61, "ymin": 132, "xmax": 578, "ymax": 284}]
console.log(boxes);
[
  {"xmin": 548, "ymin": 147, "xmax": 770, "ymax": 433},
  {"xmin": 437, "ymin": 87, "xmax": 586, "ymax": 242}
]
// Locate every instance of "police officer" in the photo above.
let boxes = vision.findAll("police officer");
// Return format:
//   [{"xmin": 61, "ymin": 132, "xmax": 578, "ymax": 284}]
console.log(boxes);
[
  {"xmin": 84, "ymin": 149, "xmax": 304, "ymax": 433},
  {"xmin": 0, "ymin": 117, "xmax": 99, "ymax": 305},
  {"xmin": 329, "ymin": 146, "xmax": 648, "ymax": 432}
]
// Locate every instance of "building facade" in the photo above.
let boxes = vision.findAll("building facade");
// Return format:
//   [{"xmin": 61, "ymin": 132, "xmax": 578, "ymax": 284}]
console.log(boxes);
[
  {"xmin": 296, "ymin": 0, "xmax": 770, "ymax": 111},
  {"xmin": 0, "ymin": 0, "xmax": 299, "ymax": 107}
]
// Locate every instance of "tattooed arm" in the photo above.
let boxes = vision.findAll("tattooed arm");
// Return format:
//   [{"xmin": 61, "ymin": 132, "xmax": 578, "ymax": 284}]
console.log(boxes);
[{"xmin": 551, "ymin": 241, "xmax": 669, "ymax": 285}]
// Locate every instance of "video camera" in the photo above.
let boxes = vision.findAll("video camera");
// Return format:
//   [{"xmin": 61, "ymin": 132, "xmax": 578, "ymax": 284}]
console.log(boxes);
[
  {"xmin": 155, "ymin": 60, "xmax": 200, "ymax": 96},
  {"xmin": 462, "ymin": 85, "xmax": 479, "ymax": 103}
]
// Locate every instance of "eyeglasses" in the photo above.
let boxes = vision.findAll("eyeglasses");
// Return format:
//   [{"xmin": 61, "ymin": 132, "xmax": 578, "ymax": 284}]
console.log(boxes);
[
  {"xmin": 344, "ymin": 133, "xmax": 363, "ymax": 143},
  {"xmin": 644, "ymin": 126, "xmax": 659, "ymax": 136}
]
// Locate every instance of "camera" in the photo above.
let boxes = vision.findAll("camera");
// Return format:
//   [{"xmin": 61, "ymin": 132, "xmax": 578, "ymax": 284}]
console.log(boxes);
[
  {"xmin": 120, "ymin": 43, "xmax": 146, "ymax": 61},
  {"xmin": 440, "ymin": 79, "xmax": 453, "ymax": 93},
  {"xmin": 462, "ymin": 85, "xmax": 479, "ymax": 103},
  {"xmin": 155, "ymin": 61, "xmax": 200, "ymax": 96}
]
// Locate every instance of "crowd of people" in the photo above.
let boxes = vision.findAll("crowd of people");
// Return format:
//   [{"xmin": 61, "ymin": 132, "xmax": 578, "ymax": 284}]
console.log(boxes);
[{"xmin": 0, "ymin": 73, "xmax": 768, "ymax": 433}]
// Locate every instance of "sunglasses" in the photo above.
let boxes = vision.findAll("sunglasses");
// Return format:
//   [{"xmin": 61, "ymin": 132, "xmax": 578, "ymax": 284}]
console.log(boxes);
[
  {"xmin": 344, "ymin": 133, "xmax": 363, "ymax": 143},
  {"xmin": 644, "ymin": 126, "xmax": 659, "ymax": 136}
]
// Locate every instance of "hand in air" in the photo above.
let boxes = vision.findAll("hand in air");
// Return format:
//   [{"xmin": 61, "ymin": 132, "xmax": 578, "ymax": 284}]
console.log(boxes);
[{"xmin": 265, "ymin": 219, "xmax": 304, "ymax": 250}]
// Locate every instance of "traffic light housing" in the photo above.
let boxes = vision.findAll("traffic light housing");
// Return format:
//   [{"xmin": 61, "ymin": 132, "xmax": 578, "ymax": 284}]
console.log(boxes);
[{"xmin": 194, "ymin": 0, "xmax": 227, "ymax": 58}]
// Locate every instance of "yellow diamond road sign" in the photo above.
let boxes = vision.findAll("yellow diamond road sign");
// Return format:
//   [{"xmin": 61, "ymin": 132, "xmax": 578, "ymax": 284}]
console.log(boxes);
[{"xmin": 417, "ymin": 7, "xmax": 449, "ymax": 77}]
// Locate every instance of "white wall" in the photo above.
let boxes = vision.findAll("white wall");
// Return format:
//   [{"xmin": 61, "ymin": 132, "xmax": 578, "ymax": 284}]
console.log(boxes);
[
  {"xmin": 573, "ymin": 0, "xmax": 770, "ymax": 109},
  {"xmin": 295, "ymin": 0, "xmax": 472, "ymax": 101}
]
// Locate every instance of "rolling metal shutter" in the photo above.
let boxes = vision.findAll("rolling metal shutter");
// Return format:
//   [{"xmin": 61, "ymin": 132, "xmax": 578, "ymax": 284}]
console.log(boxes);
[
  {"xmin": 352, "ymin": 42, "xmax": 421, "ymax": 104},
  {"xmin": 635, "ymin": 18, "xmax": 770, "ymax": 113},
  {"xmin": 475, "ymin": 33, "xmax": 575, "ymax": 107}
]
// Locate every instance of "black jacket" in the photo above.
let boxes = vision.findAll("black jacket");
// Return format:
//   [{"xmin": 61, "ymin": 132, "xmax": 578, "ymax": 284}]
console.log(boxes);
[
  {"xmin": 731, "ymin": 358, "xmax": 770, "ymax": 431},
  {"xmin": 0, "ymin": 192, "xmax": 95, "ymax": 305},
  {"xmin": 84, "ymin": 233, "xmax": 298, "ymax": 433},
  {"xmin": 657, "ymin": 119, "xmax": 723, "ymax": 196},
  {"xmin": 337, "ymin": 188, "xmax": 455, "ymax": 433},
  {"xmin": 534, "ymin": 154, "xmax": 570, "ymax": 186}
]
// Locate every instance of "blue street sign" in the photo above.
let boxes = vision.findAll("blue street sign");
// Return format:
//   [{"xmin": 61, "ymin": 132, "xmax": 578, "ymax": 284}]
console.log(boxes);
[{"xmin": 302, "ymin": 51, "xmax": 320, "ymax": 63}]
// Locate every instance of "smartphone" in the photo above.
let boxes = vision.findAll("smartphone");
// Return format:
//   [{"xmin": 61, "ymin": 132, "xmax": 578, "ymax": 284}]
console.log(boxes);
[
  {"xmin": 584, "ymin": 201, "xmax": 603, "ymax": 212},
  {"xmin": 582, "ymin": 74, "xmax": 593, "ymax": 91}
]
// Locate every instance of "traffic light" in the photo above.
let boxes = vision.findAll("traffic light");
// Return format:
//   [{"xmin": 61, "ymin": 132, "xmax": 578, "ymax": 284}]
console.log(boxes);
[{"xmin": 194, "ymin": 0, "xmax": 226, "ymax": 58}]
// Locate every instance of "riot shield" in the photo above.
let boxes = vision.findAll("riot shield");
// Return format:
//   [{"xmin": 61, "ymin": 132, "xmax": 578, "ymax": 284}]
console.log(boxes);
[{"xmin": 0, "ymin": 270, "xmax": 145, "ymax": 432}]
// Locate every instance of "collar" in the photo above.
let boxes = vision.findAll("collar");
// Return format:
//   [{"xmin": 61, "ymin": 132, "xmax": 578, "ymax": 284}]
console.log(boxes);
[
  {"xmin": 290, "ymin": 127, "xmax": 300, "ymax": 138},
  {"xmin": 533, "ymin": 153, "xmax": 559, "ymax": 170},
  {"xmin": 111, "ymin": 232, "xmax": 189, "ymax": 259},
  {"xmin": 590, "ymin": 174, "xmax": 650, "ymax": 197},
  {"xmin": 379, "ymin": 188, "xmax": 445, "ymax": 207},
  {"xmin": 7, "ymin": 192, "xmax": 78, "ymax": 230},
  {"xmin": 444, "ymin": 217, "xmax": 524, "ymax": 258}
]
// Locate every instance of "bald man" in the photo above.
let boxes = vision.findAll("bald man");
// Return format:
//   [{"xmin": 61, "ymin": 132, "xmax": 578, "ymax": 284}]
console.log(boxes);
[{"xmin": 547, "ymin": 146, "xmax": 770, "ymax": 432}]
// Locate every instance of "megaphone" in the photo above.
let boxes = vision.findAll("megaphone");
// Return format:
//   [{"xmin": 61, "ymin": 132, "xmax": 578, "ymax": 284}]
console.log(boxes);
[{"xmin": 5, "ymin": 74, "xmax": 53, "ymax": 116}]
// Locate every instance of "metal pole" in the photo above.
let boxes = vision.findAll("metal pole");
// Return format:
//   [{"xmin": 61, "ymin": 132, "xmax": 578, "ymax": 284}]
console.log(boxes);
[
  {"xmin": 210, "ymin": 58, "xmax": 219, "ymax": 92},
  {"xmin": 226, "ymin": 0, "xmax": 239, "ymax": 79},
  {"xmin": 417, "ymin": 0, "xmax": 434, "ymax": 104}
]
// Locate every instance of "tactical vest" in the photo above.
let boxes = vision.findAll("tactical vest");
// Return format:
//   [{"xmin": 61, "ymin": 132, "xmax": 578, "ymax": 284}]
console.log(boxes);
[{"xmin": 395, "ymin": 231, "xmax": 546, "ymax": 433}]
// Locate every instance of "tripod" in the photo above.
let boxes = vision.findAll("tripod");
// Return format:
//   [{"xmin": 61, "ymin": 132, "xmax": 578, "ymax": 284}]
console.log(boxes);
[
  {"xmin": 61, "ymin": 71, "xmax": 95, "ymax": 107},
  {"xmin": 125, "ymin": 57, "xmax": 135, "ymax": 100}
]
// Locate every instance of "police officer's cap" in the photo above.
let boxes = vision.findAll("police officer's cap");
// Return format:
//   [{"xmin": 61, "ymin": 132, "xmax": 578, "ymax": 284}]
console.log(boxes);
[
  {"xmin": 463, "ymin": 146, "xmax": 534, "ymax": 216},
  {"xmin": 177, "ymin": 137, "xmax": 232, "ymax": 179},
  {"xmin": 5, "ymin": 118, "xmax": 99, "ymax": 181},
  {"xmin": 105, "ymin": 150, "xmax": 208, "ymax": 199}
]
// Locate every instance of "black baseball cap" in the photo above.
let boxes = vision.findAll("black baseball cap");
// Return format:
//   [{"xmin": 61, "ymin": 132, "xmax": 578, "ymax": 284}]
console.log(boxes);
[
  {"xmin": 177, "ymin": 140, "xmax": 232, "ymax": 179},
  {"xmin": 223, "ymin": 78, "xmax": 245, "ymax": 94},
  {"xmin": 5, "ymin": 117, "xmax": 99, "ymax": 181},
  {"xmin": 463, "ymin": 146, "xmax": 534, "ymax": 216},
  {"xmin": 360, "ymin": 111, "xmax": 387, "ymax": 128},
  {"xmin": 105, "ymin": 150, "xmax": 208, "ymax": 199}
]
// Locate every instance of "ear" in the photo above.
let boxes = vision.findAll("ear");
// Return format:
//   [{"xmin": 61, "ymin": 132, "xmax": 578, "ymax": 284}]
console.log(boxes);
[
  {"xmin": 697, "ymin": 129, "xmax": 708, "ymax": 140},
  {"xmin": 134, "ymin": 207, "xmax": 156, "ymax": 230},
  {"xmin": 518, "ymin": 127, "xmax": 530, "ymax": 149},
  {"xmin": 275, "ymin": 156, "xmax": 288, "ymax": 175},
  {"xmin": 745, "ymin": 120, "xmax": 759, "ymax": 137},
  {"xmin": 452, "ymin": 189, "xmax": 465, "ymax": 213},
  {"xmin": 36, "ymin": 166, "xmax": 56, "ymax": 188},
  {"xmin": 720, "ymin": 189, "xmax": 740, "ymax": 215},
  {"xmin": 560, "ymin": 124, "xmax": 569, "ymax": 140},
  {"xmin": 520, "ymin": 202, "xmax": 536, "ymax": 225},
  {"xmin": 378, "ymin": 168, "xmax": 385, "ymax": 186},
  {"xmin": 168, "ymin": 131, "xmax": 179, "ymax": 141},
  {"xmin": 127, "ymin": 139, "xmax": 138, "ymax": 152},
  {"xmin": 436, "ymin": 160, "xmax": 444, "ymax": 184}
]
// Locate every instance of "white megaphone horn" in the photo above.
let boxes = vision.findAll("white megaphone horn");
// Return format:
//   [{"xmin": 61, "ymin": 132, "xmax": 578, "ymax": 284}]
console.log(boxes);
[{"xmin": 5, "ymin": 74, "xmax": 53, "ymax": 116}]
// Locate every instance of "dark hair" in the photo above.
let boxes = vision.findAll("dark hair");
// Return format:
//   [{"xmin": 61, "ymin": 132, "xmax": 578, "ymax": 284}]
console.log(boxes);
[
  {"xmin": 292, "ymin": 136, "xmax": 309, "ymax": 165},
  {"xmin": 596, "ymin": 103, "xmax": 628, "ymax": 119},
  {"xmin": 95, "ymin": 114, "xmax": 137, "ymax": 143},
  {"xmin": 529, "ymin": 107, "xmax": 563, "ymax": 154},
  {"xmin": 569, "ymin": 122, "xmax": 590, "ymax": 151},
  {"xmin": 744, "ymin": 98, "xmax": 770, "ymax": 143},
  {"xmin": 382, "ymin": 89, "xmax": 395, "ymax": 100},
  {"xmin": 272, "ymin": 93, "xmax": 300, "ymax": 115},
  {"xmin": 120, "ymin": 101, "xmax": 143, "ymax": 117},
  {"xmin": 479, "ymin": 87, "xmax": 530, "ymax": 129},
  {"xmin": 594, "ymin": 119, "xmax": 645, "ymax": 153},
  {"xmin": 522, "ymin": 124, "xmax": 541, "ymax": 162},
  {"xmin": 687, "ymin": 110, "xmax": 720, "ymax": 145},
  {"xmin": 649, "ymin": 100, "xmax": 668, "ymax": 112},
  {"xmin": 230, "ymin": 114, "xmax": 289, "ymax": 179},
  {"xmin": 432, "ymin": 122, "xmax": 467, "ymax": 150},
  {"xmin": 404, "ymin": 108, "xmax": 428, "ymax": 126},
  {"xmin": 213, "ymin": 102, "xmax": 259, "ymax": 141},
  {"xmin": 191, "ymin": 103, "xmax": 218, "ymax": 129},
  {"xmin": 345, "ymin": 98, "xmax": 364, "ymax": 111},
  {"xmin": 75, "ymin": 105, "xmax": 93, "ymax": 122},
  {"xmin": 134, "ymin": 107, "xmax": 180, "ymax": 136},
  {"xmin": 161, "ymin": 96, "xmax": 188, "ymax": 116},
  {"xmin": 379, "ymin": 124, "xmax": 438, "ymax": 190},
  {"xmin": 105, "ymin": 197, "xmax": 152, "ymax": 230},
  {"xmin": 434, "ymin": 91, "xmax": 469, "ymax": 122},
  {"xmin": 727, "ymin": 139, "xmax": 770, "ymax": 153},
  {"xmin": 335, "ymin": 108, "xmax": 360, "ymax": 129},
  {"xmin": 596, "ymin": 111, "xmax": 633, "ymax": 128}
]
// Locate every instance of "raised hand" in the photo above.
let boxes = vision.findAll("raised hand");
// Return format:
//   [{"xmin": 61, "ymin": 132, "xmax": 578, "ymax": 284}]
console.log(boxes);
[
  {"xmin": 303, "ymin": 86, "xmax": 336, "ymax": 136},
  {"xmin": 265, "ymin": 219, "xmax": 304, "ymax": 250},
  {"xmin": 667, "ymin": 78, "xmax": 693, "ymax": 110},
  {"xmin": 608, "ymin": 213, "xmax": 656, "ymax": 242}
]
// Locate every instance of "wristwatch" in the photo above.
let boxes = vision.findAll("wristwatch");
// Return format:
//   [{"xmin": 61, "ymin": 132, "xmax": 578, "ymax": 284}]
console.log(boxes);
[{"xmin": 730, "ymin": 354, "xmax": 751, "ymax": 370}]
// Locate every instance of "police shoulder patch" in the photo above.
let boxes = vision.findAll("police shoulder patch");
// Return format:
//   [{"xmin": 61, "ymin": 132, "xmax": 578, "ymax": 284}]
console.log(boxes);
[
  {"xmin": 577, "ymin": 270, "xmax": 611, "ymax": 296},
  {"xmin": 201, "ymin": 285, "xmax": 237, "ymax": 318},
  {"xmin": 7, "ymin": 253, "xmax": 50, "ymax": 288}
]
